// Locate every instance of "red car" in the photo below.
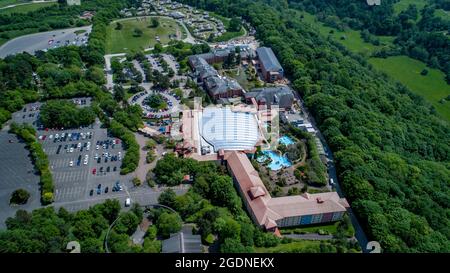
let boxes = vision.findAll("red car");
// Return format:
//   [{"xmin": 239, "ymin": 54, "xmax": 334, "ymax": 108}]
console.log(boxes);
[{"xmin": 92, "ymin": 168, "xmax": 96, "ymax": 175}]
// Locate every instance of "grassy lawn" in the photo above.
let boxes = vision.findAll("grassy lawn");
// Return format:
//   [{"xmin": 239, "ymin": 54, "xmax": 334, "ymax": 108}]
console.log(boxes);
[
  {"xmin": 0, "ymin": 1, "xmax": 56, "ymax": 15},
  {"xmin": 74, "ymin": 29, "xmax": 86, "ymax": 35},
  {"xmin": 369, "ymin": 56, "xmax": 450, "ymax": 122},
  {"xmin": 106, "ymin": 17, "xmax": 181, "ymax": 54},
  {"xmin": 255, "ymin": 240, "xmax": 322, "ymax": 253},
  {"xmin": 393, "ymin": 0, "xmax": 427, "ymax": 15},
  {"xmin": 299, "ymin": 11, "xmax": 393, "ymax": 56},
  {"xmin": 435, "ymin": 9, "xmax": 449, "ymax": 21},
  {"xmin": 297, "ymin": 10, "xmax": 450, "ymax": 123},
  {"xmin": 224, "ymin": 66, "xmax": 262, "ymax": 90},
  {"xmin": 280, "ymin": 222, "xmax": 339, "ymax": 235}
]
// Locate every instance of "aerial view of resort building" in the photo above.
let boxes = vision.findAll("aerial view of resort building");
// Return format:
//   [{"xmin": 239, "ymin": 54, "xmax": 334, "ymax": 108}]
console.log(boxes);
[{"xmin": 0, "ymin": 0, "xmax": 449, "ymax": 264}]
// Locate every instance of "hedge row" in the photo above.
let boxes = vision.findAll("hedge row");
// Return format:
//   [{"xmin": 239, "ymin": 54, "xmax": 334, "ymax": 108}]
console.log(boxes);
[{"xmin": 109, "ymin": 120, "xmax": 140, "ymax": 175}]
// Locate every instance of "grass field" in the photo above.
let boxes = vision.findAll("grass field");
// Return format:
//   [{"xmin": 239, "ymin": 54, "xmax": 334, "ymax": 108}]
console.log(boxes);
[
  {"xmin": 435, "ymin": 9, "xmax": 449, "ymax": 21},
  {"xmin": 297, "ymin": 10, "xmax": 450, "ymax": 123},
  {"xmin": 106, "ymin": 17, "xmax": 181, "ymax": 54},
  {"xmin": 299, "ymin": 11, "xmax": 394, "ymax": 56},
  {"xmin": 0, "ymin": 1, "xmax": 56, "ymax": 15},
  {"xmin": 369, "ymin": 56, "xmax": 450, "ymax": 122},
  {"xmin": 393, "ymin": 0, "xmax": 427, "ymax": 15},
  {"xmin": 255, "ymin": 240, "xmax": 322, "ymax": 253},
  {"xmin": 280, "ymin": 222, "xmax": 339, "ymax": 235}
]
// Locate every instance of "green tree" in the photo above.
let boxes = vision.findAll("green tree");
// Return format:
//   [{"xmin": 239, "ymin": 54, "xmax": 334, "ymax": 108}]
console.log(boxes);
[
  {"xmin": 156, "ymin": 212, "xmax": 182, "ymax": 238},
  {"xmin": 10, "ymin": 189, "xmax": 30, "ymax": 205},
  {"xmin": 158, "ymin": 189, "xmax": 177, "ymax": 208}
]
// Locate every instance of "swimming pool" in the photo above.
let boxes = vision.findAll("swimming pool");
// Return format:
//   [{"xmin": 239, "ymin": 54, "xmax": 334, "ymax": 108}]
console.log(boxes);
[
  {"xmin": 257, "ymin": 150, "xmax": 292, "ymax": 171},
  {"xmin": 279, "ymin": 135, "xmax": 295, "ymax": 146}
]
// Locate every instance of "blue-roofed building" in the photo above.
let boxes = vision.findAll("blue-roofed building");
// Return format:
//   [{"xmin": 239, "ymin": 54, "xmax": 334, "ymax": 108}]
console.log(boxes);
[{"xmin": 256, "ymin": 47, "xmax": 284, "ymax": 83}]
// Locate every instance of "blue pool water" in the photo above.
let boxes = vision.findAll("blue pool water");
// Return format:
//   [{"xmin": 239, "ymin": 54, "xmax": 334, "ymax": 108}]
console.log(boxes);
[
  {"xmin": 257, "ymin": 150, "xmax": 292, "ymax": 171},
  {"xmin": 279, "ymin": 135, "xmax": 295, "ymax": 146}
]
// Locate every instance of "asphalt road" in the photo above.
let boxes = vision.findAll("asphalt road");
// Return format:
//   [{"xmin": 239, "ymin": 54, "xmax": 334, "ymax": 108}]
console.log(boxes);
[{"xmin": 0, "ymin": 25, "xmax": 92, "ymax": 58}]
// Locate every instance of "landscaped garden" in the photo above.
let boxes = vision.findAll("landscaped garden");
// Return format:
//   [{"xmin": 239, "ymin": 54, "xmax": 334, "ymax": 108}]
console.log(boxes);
[{"xmin": 144, "ymin": 94, "xmax": 168, "ymax": 111}]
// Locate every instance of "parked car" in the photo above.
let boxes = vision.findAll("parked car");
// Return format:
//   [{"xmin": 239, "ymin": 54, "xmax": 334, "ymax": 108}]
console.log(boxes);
[{"xmin": 89, "ymin": 189, "xmax": 94, "ymax": 196}]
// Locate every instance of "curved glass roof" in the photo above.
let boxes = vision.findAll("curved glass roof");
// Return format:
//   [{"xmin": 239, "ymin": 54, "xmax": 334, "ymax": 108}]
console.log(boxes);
[{"xmin": 200, "ymin": 107, "xmax": 259, "ymax": 152}]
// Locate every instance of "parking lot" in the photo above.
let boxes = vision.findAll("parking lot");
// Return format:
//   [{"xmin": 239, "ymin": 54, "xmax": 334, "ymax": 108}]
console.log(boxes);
[
  {"xmin": 0, "ymin": 101, "xmax": 190, "ymax": 225},
  {"xmin": 39, "ymin": 120, "xmax": 127, "ymax": 203},
  {"xmin": 0, "ymin": 26, "xmax": 92, "ymax": 58}
]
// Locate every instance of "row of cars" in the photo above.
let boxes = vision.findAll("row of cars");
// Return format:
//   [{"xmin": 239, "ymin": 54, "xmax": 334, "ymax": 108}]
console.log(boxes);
[
  {"xmin": 69, "ymin": 154, "xmax": 89, "ymax": 167},
  {"xmin": 92, "ymin": 165, "xmax": 118, "ymax": 175},
  {"xmin": 89, "ymin": 181, "xmax": 123, "ymax": 196},
  {"xmin": 93, "ymin": 151, "xmax": 122, "ymax": 164},
  {"xmin": 131, "ymin": 91, "xmax": 148, "ymax": 104},
  {"xmin": 72, "ymin": 98, "xmax": 88, "ymax": 106},
  {"xmin": 56, "ymin": 142, "xmax": 92, "ymax": 155},
  {"xmin": 43, "ymin": 132, "xmax": 93, "ymax": 143}
]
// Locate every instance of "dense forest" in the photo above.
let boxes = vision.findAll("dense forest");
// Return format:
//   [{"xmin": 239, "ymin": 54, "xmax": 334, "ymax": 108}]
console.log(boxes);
[
  {"xmin": 288, "ymin": 0, "xmax": 450, "ymax": 83},
  {"xmin": 177, "ymin": 0, "xmax": 450, "ymax": 252}
]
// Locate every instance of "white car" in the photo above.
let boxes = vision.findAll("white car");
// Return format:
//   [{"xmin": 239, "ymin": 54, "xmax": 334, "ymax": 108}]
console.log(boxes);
[
  {"xmin": 125, "ymin": 198, "xmax": 131, "ymax": 207},
  {"xmin": 83, "ymin": 159, "xmax": 88, "ymax": 165},
  {"xmin": 96, "ymin": 145, "xmax": 99, "ymax": 150},
  {"xmin": 94, "ymin": 153, "xmax": 98, "ymax": 159},
  {"xmin": 61, "ymin": 133, "xmax": 65, "ymax": 138},
  {"xmin": 77, "ymin": 143, "xmax": 81, "ymax": 148},
  {"xmin": 55, "ymin": 134, "xmax": 59, "ymax": 139},
  {"xmin": 49, "ymin": 135, "xmax": 53, "ymax": 139},
  {"xmin": 68, "ymin": 133, "xmax": 72, "ymax": 138},
  {"xmin": 69, "ymin": 161, "xmax": 74, "ymax": 167},
  {"xmin": 69, "ymin": 147, "xmax": 74, "ymax": 153}
]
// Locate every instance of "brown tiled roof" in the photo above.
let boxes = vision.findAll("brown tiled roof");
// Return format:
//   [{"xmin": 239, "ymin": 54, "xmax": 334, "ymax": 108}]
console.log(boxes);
[{"xmin": 225, "ymin": 151, "xmax": 349, "ymax": 229}]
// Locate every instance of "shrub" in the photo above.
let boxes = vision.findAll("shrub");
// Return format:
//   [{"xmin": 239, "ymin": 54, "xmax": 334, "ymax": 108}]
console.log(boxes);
[
  {"xmin": 132, "ymin": 177, "xmax": 142, "ymax": 187},
  {"xmin": 10, "ymin": 189, "xmax": 30, "ymax": 205},
  {"xmin": 204, "ymin": 233, "xmax": 215, "ymax": 245}
]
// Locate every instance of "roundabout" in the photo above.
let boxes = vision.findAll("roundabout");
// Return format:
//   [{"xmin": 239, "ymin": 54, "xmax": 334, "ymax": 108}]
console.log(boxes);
[{"xmin": 131, "ymin": 90, "xmax": 181, "ymax": 119}]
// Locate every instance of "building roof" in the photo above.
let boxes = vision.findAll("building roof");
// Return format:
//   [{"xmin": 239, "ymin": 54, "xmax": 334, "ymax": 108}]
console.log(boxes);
[
  {"xmin": 245, "ymin": 86, "xmax": 294, "ymax": 108},
  {"xmin": 256, "ymin": 47, "xmax": 283, "ymax": 72},
  {"xmin": 225, "ymin": 151, "xmax": 349, "ymax": 230},
  {"xmin": 201, "ymin": 107, "xmax": 259, "ymax": 152},
  {"xmin": 205, "ymin": 75, "xmax": 242, "ymax": 96},
  {"xmin": 162, "ymin": 227, "xmax": 202, "ymax": 253}
]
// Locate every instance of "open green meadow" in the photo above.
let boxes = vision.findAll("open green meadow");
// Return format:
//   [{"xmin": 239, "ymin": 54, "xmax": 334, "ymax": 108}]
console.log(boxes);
[
  {"xmin": 369, "ymin": 56, "xmax": 450, "ymax": 122},
  {"xmin": 106, "ymin": 17, "xmax": 181, "ymax": 54},
  {"xmin": 0, "ymin": 1, "xmax": 56, "ymax": 15},
  {"xmin": 435, "ymin": 9, "xmax": 449, "ymax": 21},
  {"xmin": 299, "ymin": 11, "xmax": 393, "ymax": 56},
  {"xmin": 393, "ymin": 0, "xmax": 427, "ymax": 15},
  {"xmin": 298, "ymin": 10, "xmax": 450, "ymax": 123}
]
